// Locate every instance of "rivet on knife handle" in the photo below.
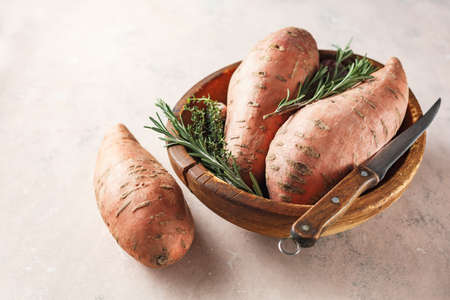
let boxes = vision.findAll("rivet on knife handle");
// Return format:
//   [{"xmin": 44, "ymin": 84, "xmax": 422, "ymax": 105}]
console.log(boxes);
[{"xmin": 290, "ymin": 166, "xmax": 379, "ymax": 248}]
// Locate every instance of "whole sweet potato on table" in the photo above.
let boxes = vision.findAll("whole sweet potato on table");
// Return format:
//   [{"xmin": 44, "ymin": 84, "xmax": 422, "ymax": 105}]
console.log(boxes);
[
  {"xmin": 224, "ymin": 27, "xmax": 319, "ymax": 185},
  {"xmin": 94, "ymin": 124, "xmax": 194, "ymax": 268},
  {"xmin": 266, "ymin": 57, "xmax": 409, "ymax": 204}
]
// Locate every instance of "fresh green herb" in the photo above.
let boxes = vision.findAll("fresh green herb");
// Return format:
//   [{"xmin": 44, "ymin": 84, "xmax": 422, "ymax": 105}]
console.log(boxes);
[
  {"xmin": 183, "ymin": 97, "xmax": 229, "ymax": 161},
  {"xmin": 146, "ymin": 98, "xmax": 263, "ymax": 196},
  {"xmin": 249, "ymin": 172, "xmax": 263, "ymax": 197},
  {"xmin": 264, "ymin": 42, "xmax": 378, "ymax": 119}
]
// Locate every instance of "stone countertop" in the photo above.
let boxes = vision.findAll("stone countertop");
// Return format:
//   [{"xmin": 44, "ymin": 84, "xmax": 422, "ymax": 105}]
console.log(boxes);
[{"xmin": 1, "ymin": 1, "xmax": 449, "ymax": 299}]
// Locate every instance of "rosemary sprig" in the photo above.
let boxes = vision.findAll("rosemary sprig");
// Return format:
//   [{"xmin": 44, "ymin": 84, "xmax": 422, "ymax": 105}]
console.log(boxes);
[
  {"xmin": 263, "ymin": 43, "xmax": 378, "ymax": 119},
  {"xmin": 146, "ymin": 98, "xmax": 263, "ymax": 196}
]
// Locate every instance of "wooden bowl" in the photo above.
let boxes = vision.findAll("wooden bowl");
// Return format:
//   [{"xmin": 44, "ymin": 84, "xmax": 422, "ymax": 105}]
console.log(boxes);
[{"xmin": 167, "ymin": 50, "xmax": 426, "ymax": 238}]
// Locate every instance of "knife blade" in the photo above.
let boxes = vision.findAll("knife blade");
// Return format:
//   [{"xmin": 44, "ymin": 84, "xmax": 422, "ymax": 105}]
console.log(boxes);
[
  {"xmin": 365, "ymin": 98, "xmax": 440, "ymax": 180},
  {"xmin": 279, "ymin": 98, "xmax": 441, "ymax": 255}
]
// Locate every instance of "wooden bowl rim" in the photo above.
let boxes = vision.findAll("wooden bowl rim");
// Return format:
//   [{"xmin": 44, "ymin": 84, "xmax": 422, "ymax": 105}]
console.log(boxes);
[{"xmin": 168, "ymin": 49, "xmax": 426, "ymax": 226}]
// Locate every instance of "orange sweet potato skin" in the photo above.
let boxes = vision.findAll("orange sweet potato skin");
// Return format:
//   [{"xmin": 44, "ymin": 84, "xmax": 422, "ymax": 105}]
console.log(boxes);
[
  {"xmin": 94, "ymin": 124, "xmax": 194, "ymax": 268},
  {"xmin": 266, "ymin": 57, "xmax": 409, "ymax": 204},
  {"xmin": 224, "ymin": 27, "xmax": 319, "ymax": 185}
]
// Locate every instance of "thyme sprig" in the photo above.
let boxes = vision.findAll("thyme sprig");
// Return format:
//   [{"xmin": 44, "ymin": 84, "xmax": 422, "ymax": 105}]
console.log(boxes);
[
  {"xmin": 183, "ymin": 97, "xmax": 229, "ymax": 159},
  {"xmin": 263, "ymin": 43, "xmax": 378, "ymax": 119},
  {"xmin": 146, "ymin": 98, "xmax": 263, "ymax": 196}
]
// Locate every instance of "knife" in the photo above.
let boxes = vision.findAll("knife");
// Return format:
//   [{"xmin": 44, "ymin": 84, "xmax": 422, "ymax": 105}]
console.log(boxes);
[{"xmin": 278, "ymin": 98, "xmax": 441, "ymax": 255}]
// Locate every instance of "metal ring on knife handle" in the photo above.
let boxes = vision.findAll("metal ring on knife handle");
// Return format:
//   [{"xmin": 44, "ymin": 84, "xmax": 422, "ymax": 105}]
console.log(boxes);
[{"xmin": 278, "ymin": 236, "xmax": 301, "ymax": 255}]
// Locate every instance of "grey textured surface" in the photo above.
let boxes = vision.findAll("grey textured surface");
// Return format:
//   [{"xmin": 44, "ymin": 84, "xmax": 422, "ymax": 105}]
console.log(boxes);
[{"xmin": 1, "ymin": 1, "xmax": 449, "ymax": 299}]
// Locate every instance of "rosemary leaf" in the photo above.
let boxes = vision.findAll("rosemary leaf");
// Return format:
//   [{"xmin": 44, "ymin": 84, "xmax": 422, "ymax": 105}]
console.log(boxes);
[{"xmin": 249, "ymin": 171, "xmax": 263, "ymax": 197}]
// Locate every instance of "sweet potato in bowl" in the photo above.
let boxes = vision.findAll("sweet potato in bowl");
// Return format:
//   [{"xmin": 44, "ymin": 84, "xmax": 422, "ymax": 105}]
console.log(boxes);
[{"xmin": 167, "ymin": 50, "xmax": 425, "ymax": 238}]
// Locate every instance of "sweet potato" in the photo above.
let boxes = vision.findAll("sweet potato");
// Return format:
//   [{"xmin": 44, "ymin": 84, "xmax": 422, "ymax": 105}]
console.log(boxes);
[
  {"xmin": 224, "ymin": 27, "xmax": 319, "ymax": 185},
  {"xmin": 265, "ymin": 57, "xmax": 409, "ymax": 204},
  {"xmin": 94, "ymin": 124, "xmax": 194, "ymax": 268}
]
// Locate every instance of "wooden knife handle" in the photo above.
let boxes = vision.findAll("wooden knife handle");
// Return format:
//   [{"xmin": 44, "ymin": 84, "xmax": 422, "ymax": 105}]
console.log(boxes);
[{"xmin": 291, "ymin": 166, "xmax": 379, "ymax": 248}]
